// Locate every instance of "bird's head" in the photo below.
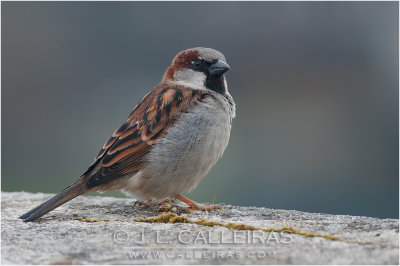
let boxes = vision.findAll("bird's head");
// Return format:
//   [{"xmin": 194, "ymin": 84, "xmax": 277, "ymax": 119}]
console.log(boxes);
[{"xmin": 163, "ymin": 47, "xmax": 230, "ymax": 94}]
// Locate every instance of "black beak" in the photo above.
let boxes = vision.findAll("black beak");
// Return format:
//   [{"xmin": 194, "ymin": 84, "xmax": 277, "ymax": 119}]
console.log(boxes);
[{"xmin": 208, "ymin": 60, "xmax": 230, "ymax": 77}]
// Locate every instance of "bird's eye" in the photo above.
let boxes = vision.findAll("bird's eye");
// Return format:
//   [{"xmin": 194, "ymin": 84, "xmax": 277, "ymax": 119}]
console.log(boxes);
[{"xmin": 192, "ymin": 59, "xmax": 202, "ymax": 69}]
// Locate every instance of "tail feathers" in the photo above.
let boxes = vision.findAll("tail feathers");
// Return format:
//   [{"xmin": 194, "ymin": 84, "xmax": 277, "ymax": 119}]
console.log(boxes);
[
  {"xmin": 19, "ymin": 201, "xmax": 47, "ymax": 220},
  {"xmin": 19, "ymin": 181, "xmax": 87, "ymax": 222}
]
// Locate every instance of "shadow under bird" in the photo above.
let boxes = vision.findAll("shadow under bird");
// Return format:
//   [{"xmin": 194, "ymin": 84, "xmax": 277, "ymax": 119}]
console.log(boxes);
[{"xmin": 20, "ymin": 47, "xmax": 236, "ymax": 222}]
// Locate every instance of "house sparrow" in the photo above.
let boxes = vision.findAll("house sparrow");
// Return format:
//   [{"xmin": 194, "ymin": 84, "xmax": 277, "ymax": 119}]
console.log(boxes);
[{"xmin": 20, "ymin": 47, "xmax": 236, "ymax": 222}]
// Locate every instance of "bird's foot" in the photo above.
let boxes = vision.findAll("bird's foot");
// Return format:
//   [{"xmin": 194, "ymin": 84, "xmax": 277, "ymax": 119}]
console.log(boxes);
[
  {"xmin": 133, "ymin": 200, "xmax": 151, "ymax": 207},
  {"xmin": 174, "ymin": 194, "xmax": 220, "ymax": 211}
]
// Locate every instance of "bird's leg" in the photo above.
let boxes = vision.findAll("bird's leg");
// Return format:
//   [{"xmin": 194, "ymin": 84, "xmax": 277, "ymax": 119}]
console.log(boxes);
[{"xmin": 174, "ymin": 194, "xmax": 220, "ymax": 211}]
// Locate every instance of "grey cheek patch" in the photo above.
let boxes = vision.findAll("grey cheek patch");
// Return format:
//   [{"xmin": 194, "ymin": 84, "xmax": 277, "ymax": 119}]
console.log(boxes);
[{"xmin": 174, "ymin": 69, "xmax": 207, "ymax": 90}]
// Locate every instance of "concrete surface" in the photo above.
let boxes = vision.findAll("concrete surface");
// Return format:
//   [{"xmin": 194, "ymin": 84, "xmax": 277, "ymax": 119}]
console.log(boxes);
[{"xmin": 1, "ymin": 192, "xmax": 398, "ymax": 264}]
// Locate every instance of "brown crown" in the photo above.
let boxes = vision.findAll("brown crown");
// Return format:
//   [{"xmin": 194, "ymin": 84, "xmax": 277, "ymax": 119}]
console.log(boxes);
[{"xmin": 163, "ymin": 49, "xmax": 200, "ymax": 81}]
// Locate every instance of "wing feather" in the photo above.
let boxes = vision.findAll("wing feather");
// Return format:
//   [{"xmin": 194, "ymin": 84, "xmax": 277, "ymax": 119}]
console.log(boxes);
[{"xmin": 85, "ymin": 86, "xmax": 208, "ymax": 188}]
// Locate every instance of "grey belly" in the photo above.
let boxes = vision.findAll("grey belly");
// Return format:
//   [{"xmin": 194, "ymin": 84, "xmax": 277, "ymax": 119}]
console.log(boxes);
[{"xmin": 126, "ymin": 97, "xmax": 232, "ymax": 200}]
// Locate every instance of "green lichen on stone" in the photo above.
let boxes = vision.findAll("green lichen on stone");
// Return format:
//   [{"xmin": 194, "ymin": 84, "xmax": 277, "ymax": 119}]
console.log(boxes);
[{"xmin": 133, "ymin": 212, "xmax": 373, "ymax": 245}]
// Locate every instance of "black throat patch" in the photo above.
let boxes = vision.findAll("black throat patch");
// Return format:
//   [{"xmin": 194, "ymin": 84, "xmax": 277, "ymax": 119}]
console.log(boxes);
[{"xmin": 205, "ymin": 75, "xmax": 226, "ymax": 95}]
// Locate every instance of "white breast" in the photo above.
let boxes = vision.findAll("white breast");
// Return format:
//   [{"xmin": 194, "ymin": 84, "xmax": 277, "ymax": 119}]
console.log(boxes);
[{"xmin": 123, "ymin": 92, "xmax": 235, "ymax": 200}]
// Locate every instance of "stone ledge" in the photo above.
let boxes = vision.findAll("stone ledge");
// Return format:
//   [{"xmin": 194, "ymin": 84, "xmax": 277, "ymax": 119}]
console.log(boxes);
[{"xmin": 1, "ymin": 192, "xmax": 398, "ymax": 264}]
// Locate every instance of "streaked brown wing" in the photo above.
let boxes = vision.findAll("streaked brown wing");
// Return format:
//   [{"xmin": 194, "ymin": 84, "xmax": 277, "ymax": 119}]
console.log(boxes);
[{"xmin": 85, "ymin": 85, "xmax": 208, "ymax": 188}]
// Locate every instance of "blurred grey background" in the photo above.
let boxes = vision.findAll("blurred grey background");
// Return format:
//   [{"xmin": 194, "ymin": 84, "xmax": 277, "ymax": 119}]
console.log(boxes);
[{"xmin": 2, "ymin": 2, "xmax": 398, "ymax": 218}]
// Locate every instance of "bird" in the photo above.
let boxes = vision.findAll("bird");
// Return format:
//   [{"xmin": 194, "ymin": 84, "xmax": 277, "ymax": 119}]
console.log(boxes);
[{"xmin": 20, "ymin": 47, "xmax": 236, "ymax": 222}]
